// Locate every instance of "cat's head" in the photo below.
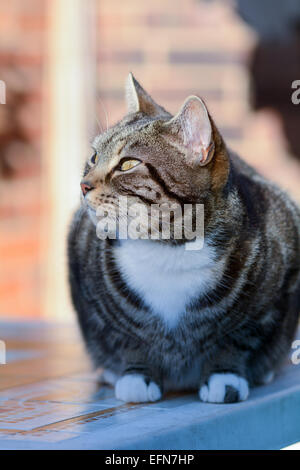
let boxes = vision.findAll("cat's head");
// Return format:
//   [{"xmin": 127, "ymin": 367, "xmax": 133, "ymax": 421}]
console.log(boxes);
[{"xmin": 81, "ymin": 73, "xmax": 230, "ymax": 241}]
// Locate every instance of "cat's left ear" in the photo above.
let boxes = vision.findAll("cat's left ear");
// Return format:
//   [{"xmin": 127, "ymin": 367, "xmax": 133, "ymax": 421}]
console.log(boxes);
[
  {"xmin": 125, "ymin": 72, "xmax": 169, "ymax": 117},
  {"xmin": 163, "ymin": 96, "xmax": 214, "ymax": 166}
]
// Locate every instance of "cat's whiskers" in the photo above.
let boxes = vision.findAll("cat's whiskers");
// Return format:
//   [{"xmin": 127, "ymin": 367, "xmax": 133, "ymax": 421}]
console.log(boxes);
[{"xmin": 97, "ymin": 96, "xmax": 109, "ymax": 132}]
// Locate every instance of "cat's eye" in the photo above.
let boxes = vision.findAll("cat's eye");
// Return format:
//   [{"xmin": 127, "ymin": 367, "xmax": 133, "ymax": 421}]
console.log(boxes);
[
  {"xmin": 119, "ymin": 159, "xmax": 141, "ymax": 172},
  {"xmin": 90, "ymin": 152, "xmax": 99, "ymax": 165}
]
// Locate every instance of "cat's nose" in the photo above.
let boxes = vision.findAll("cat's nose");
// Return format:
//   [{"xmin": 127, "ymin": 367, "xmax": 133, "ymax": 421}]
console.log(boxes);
[{"xmin": 80, "ymin": 181, "xmax": 94, "ymax": 196}]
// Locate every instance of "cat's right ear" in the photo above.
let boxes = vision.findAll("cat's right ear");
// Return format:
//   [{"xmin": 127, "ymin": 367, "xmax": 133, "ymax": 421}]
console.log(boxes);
[
  {"xmin": 163, "ymin": 96, "xmax": 215, "ymax": 166},
  {"xmin": 125, "ymin": 73, "xmax": 169, "ymax": 118}
]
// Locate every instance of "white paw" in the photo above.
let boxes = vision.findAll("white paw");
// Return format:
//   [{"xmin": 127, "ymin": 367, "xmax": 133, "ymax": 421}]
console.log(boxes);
[
  {"xmin": 115, "ymin": 374, "xmax": 162, "ymax": 403},
  {"xmin": 199, "ymin": 373, "xmax": 249, "ymax": 403}
]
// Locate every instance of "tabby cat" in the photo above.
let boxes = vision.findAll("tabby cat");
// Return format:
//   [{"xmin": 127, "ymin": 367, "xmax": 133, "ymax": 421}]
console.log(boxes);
[{"xmin": 68, "ymin": 73, "xmax": 300, "ymax": 404}]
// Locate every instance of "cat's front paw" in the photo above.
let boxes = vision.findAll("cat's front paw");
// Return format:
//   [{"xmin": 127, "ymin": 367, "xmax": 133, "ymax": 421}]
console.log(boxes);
[
  {"xmin": 199, "ymin": 373, "xmax": 249, "ymax": 403},
  {"xmin": 115, "ymin": 374, "xmax": 162, "ymax": 403}
]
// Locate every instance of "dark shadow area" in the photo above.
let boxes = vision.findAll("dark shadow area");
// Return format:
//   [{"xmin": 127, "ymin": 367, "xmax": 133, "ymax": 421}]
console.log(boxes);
[{"xmin": 236, "ymin": 0, "xmax": 300, "ymax": 160}]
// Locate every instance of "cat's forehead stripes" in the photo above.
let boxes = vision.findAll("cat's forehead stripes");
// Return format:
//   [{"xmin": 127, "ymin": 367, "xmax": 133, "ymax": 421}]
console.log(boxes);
[{"xmin": 92, "ymin": 114, "xmax": 158, "ymax": 164}]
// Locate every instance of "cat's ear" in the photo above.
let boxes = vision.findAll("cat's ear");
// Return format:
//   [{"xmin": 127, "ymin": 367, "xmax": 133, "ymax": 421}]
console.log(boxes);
[
  {"xmin": 163, "ymin": 96, "xmax": 214, "ymax": 166},
  {"xmin": 125, "ymin": 72, "xmax": 169, "ymax": 117}
]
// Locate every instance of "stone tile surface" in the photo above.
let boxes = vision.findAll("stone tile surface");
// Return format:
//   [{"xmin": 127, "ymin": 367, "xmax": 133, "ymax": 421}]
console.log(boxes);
[{"xmin": 0, "ymin": 321, "xmax": 300, "ymax": 449}]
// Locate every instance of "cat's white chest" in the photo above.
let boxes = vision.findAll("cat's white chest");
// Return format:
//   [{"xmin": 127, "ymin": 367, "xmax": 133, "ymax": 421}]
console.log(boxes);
[{"xmin": 114, "ymin": 239, "xmax": 219, "ymax": 328}]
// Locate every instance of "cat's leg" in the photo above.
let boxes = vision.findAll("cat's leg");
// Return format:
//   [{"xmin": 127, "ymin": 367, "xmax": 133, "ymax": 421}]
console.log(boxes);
[
  {"xmin": 115, "ymin": 364, "xmax": 162, "ymax": 403},
  {"xmin": 99, "ymin": 368, "xmax": 120, "ymax": 386},
  {"xmin": 199, "ymin": 348, "xmax": 249, "ymax": 404},
  {"xmin": 259, "ymin": 370, "xmax": 275, "ymax": 385}
]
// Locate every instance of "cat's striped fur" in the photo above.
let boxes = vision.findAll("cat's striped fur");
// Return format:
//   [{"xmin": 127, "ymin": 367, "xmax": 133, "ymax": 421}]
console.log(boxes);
[{"xmin": 68, "ymin": 74, "xmax": 300, "ymax": 403}]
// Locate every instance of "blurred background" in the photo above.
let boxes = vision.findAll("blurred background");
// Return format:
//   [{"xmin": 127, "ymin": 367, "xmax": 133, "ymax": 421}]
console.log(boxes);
[{"xmin": 0, "ymin": 0, "xmax": 300, "ymax": 322}]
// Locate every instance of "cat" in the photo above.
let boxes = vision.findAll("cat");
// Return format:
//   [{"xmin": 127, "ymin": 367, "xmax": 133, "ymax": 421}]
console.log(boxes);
[{"xmin": 68, "ymin": 73, "xmax": 300, "ymax": 404}]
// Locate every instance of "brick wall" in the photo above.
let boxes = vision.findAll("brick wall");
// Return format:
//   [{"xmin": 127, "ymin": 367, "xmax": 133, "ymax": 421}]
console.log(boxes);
[
  {"xmin": 1, "ymin": 0, "xmax": 300, "ymax": 319},
  {"xmin": 0, "ymin": 0, "xmax": 46, "ymax": 318},
  {"xmin": 96, "ymin": 0, "xmax": 300, "ymax": 201}
]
